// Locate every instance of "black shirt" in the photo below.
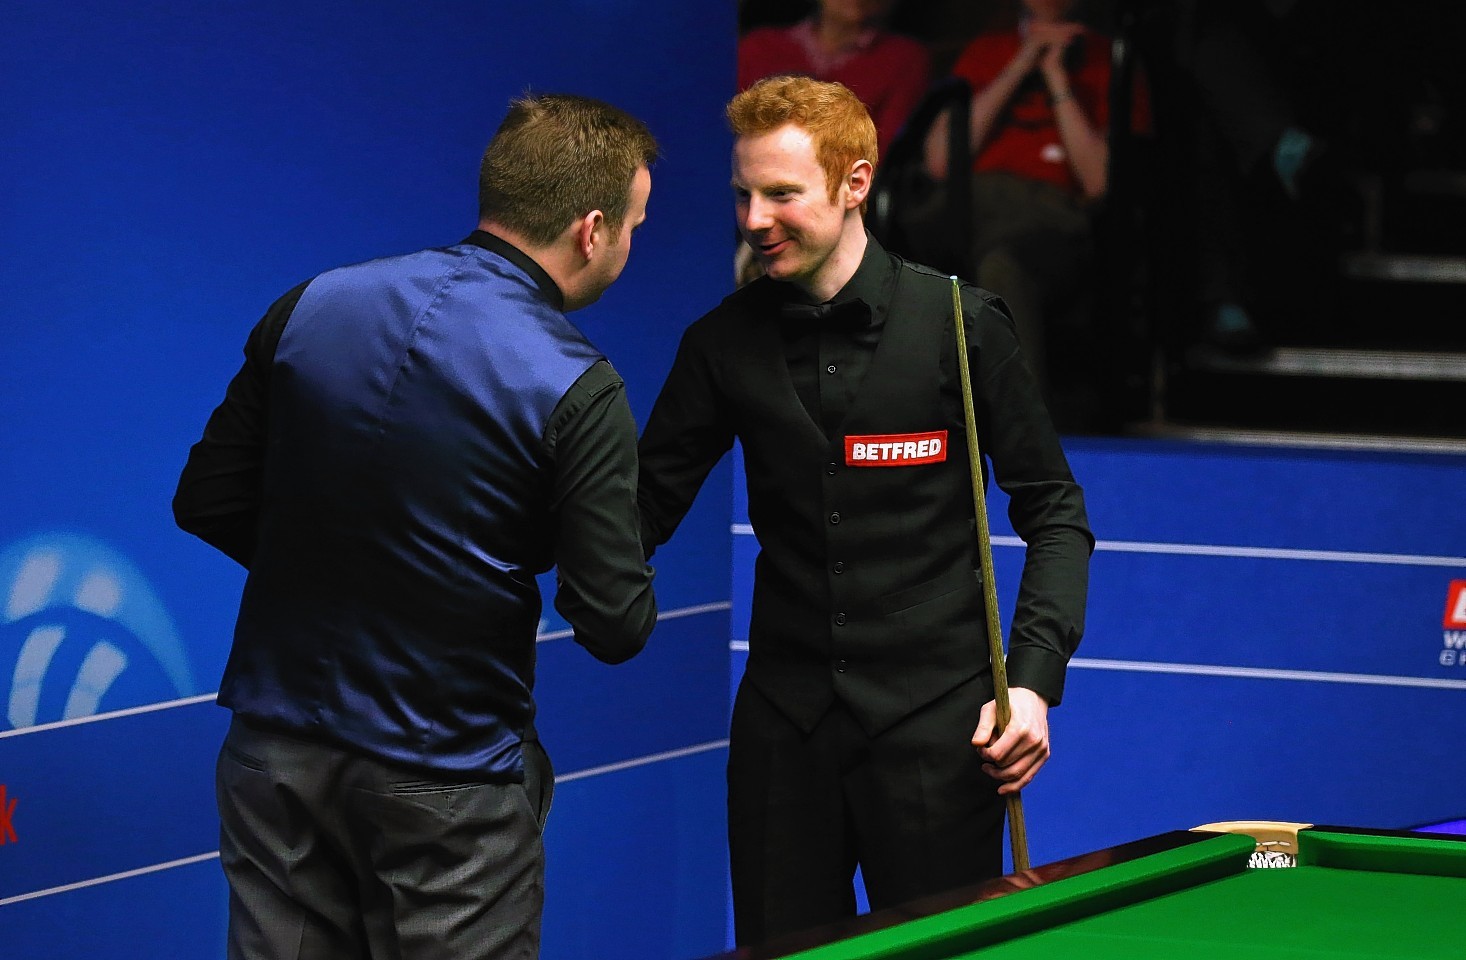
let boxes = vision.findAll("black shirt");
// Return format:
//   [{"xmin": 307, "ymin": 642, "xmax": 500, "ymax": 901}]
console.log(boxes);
[{"xmin": 640, "ymin": 234, "xmax": 1091, "ymax": 705}]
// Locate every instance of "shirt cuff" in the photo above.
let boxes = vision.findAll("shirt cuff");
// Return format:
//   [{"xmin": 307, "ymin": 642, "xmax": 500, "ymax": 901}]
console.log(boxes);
[{"xmin": 1005, "ymin": 645, "xmax": 1070, "ymax": 708}]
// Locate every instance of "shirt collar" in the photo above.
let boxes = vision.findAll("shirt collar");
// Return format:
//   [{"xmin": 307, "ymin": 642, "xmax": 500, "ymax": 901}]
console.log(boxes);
[
  {"xmin": 463, "ymin": 229, "xmax": 565, "ymax": 311},
  {"xmin": 773, "ymin": 232, "xmax": 894, "ymax": 336},
  {"xmin": 828, "ymin": 232, "xmax": 894, "ymax": 315}
]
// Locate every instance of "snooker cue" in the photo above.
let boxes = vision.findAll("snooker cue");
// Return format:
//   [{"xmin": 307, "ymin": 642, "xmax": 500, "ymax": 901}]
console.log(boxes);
[{"xmin": 950, "ymin": 276, "xmax": 1031, "ymax": 872}]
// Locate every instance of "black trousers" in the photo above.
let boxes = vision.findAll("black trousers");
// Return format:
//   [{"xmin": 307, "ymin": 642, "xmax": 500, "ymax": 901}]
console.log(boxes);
[
  {"xmin": 216, "ymin": 717, "xmax": 553, "ymax": 960},
  {"xmin": 727, "ymin": 677, "xmax": 1005, "ymax": 946}
]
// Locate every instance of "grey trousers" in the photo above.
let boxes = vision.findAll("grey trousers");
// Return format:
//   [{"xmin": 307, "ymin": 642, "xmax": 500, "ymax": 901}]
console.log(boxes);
[{"xmin": 216, "ymin": 717, "xmax": 553, "ymax": 960}]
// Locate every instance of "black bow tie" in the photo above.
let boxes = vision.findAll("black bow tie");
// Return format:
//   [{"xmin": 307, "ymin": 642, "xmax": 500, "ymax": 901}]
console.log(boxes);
[{"xmin": 778, "ymin": 298, "xmax": 872, "ymax": 335}]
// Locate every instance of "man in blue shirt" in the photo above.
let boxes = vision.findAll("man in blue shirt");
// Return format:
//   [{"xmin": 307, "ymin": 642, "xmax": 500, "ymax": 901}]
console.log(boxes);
[{"xmin": 174, "ymin": 93, "xmax": 659, "ymax": 960}]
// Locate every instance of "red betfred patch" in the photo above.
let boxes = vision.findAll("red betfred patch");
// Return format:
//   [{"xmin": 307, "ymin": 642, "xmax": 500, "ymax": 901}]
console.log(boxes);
[{"xmin": 844, "ymin": 430, "xmax": 948, "ymax": 467}]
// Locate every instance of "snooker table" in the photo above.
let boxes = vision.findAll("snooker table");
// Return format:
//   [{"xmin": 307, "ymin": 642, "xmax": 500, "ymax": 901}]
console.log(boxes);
[{"xmin": 713, "ymin": 823, "xmax": 1466, "ymax": 959}]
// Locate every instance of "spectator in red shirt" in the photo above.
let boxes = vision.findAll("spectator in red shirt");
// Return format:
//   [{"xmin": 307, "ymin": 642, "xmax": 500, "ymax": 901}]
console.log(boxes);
[
  {"xmin": 913, "ymin": 0, "xmax": 1140, "ymax": 406},
  {"xmin": 739, "ymin": 0, "xmax": 932, "ymax": 154},
  {"xmin": 939, "ymin": 2, "xmax": 1112, "ymax": 199}
]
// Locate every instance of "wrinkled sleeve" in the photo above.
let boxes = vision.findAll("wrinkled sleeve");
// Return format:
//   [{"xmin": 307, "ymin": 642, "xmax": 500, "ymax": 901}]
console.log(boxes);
[
  {"xmin": 968, "ymin": 290, "xmax": 1094, "ymax": 706},
  {"xmin": 172, "ymin": 282, "xmax": 307, "ymax": 567},
  {"xmin": 636, "ymin": 322, "xmax": 736, "ymax": 558},
  {"xmin": 546, "ymin": 360, "xmax": 658, "ymax": 664}
]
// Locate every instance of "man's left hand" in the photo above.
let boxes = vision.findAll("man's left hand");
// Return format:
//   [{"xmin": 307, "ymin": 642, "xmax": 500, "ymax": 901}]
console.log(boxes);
[{"xmin": 971, "ymin": 687, "xmax": 1050, "ymax": 795}]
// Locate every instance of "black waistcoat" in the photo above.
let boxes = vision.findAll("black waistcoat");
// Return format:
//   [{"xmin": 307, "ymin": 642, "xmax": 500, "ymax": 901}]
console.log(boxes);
[{"xmin": 733, "ymin": 264, "xmax": 991, "ymax": 735}]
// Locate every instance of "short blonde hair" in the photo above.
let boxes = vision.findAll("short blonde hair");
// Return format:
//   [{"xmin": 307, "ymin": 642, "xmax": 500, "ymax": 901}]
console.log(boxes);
[{"xmin": 727, "ymin": 76, "xmax": 878, "ymax": 210}]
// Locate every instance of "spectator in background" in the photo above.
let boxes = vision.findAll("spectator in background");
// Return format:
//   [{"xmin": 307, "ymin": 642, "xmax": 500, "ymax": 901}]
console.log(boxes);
[
  {"xmin": 739, "ymin": 0, "xmax": 932, "ymax": 154},
  {"xmin": 912, "ymin": 0, "xmax": 1137, "ymax": 411}
]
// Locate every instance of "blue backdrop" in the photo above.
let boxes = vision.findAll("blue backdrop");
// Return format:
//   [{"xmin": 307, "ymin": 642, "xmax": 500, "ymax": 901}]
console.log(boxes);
[
  {"xmin": 9, "ymin": 3, "xmax": 1466, "ymax": 958},
  {"xmin": 1, "ymin": 2, "xmax": 736, "ymax": 958}
]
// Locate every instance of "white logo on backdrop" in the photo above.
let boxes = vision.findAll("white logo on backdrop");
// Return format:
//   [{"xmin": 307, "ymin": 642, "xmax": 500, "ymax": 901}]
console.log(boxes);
[{"xmin": 1, "ymin": 533, "xmax": 193, "ymax": 729}]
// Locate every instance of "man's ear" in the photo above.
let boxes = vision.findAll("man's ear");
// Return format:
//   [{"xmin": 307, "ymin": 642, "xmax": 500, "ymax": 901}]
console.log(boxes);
[
  {"xmin": 845, "ymin": 159, "xmax": 874, "ymax": 209},
  {"xmin": 574, "ymin": 210, "xmax": 605, "ymax": 260}
]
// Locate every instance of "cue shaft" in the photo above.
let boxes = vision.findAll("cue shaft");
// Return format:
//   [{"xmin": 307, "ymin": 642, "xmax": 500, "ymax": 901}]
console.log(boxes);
[{"xmin": 950, "ymin": 277, "xmax": 1030, "ymax": 872}]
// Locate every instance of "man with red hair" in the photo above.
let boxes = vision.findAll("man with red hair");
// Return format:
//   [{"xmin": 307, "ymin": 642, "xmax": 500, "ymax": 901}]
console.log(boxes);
[{"xmin": 638, "ymin": 76, "xmax": 1092, "ymax": 946}]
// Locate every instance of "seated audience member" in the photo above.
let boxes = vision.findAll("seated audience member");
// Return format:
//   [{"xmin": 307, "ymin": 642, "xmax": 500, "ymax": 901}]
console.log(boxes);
[
  {"xmin": 912, "ymin": 0, "xmax": 1138, "ymax": 409},
  {"xmin": 740, "ymin": 0, "xmax": 933, "ymax": 154}
]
